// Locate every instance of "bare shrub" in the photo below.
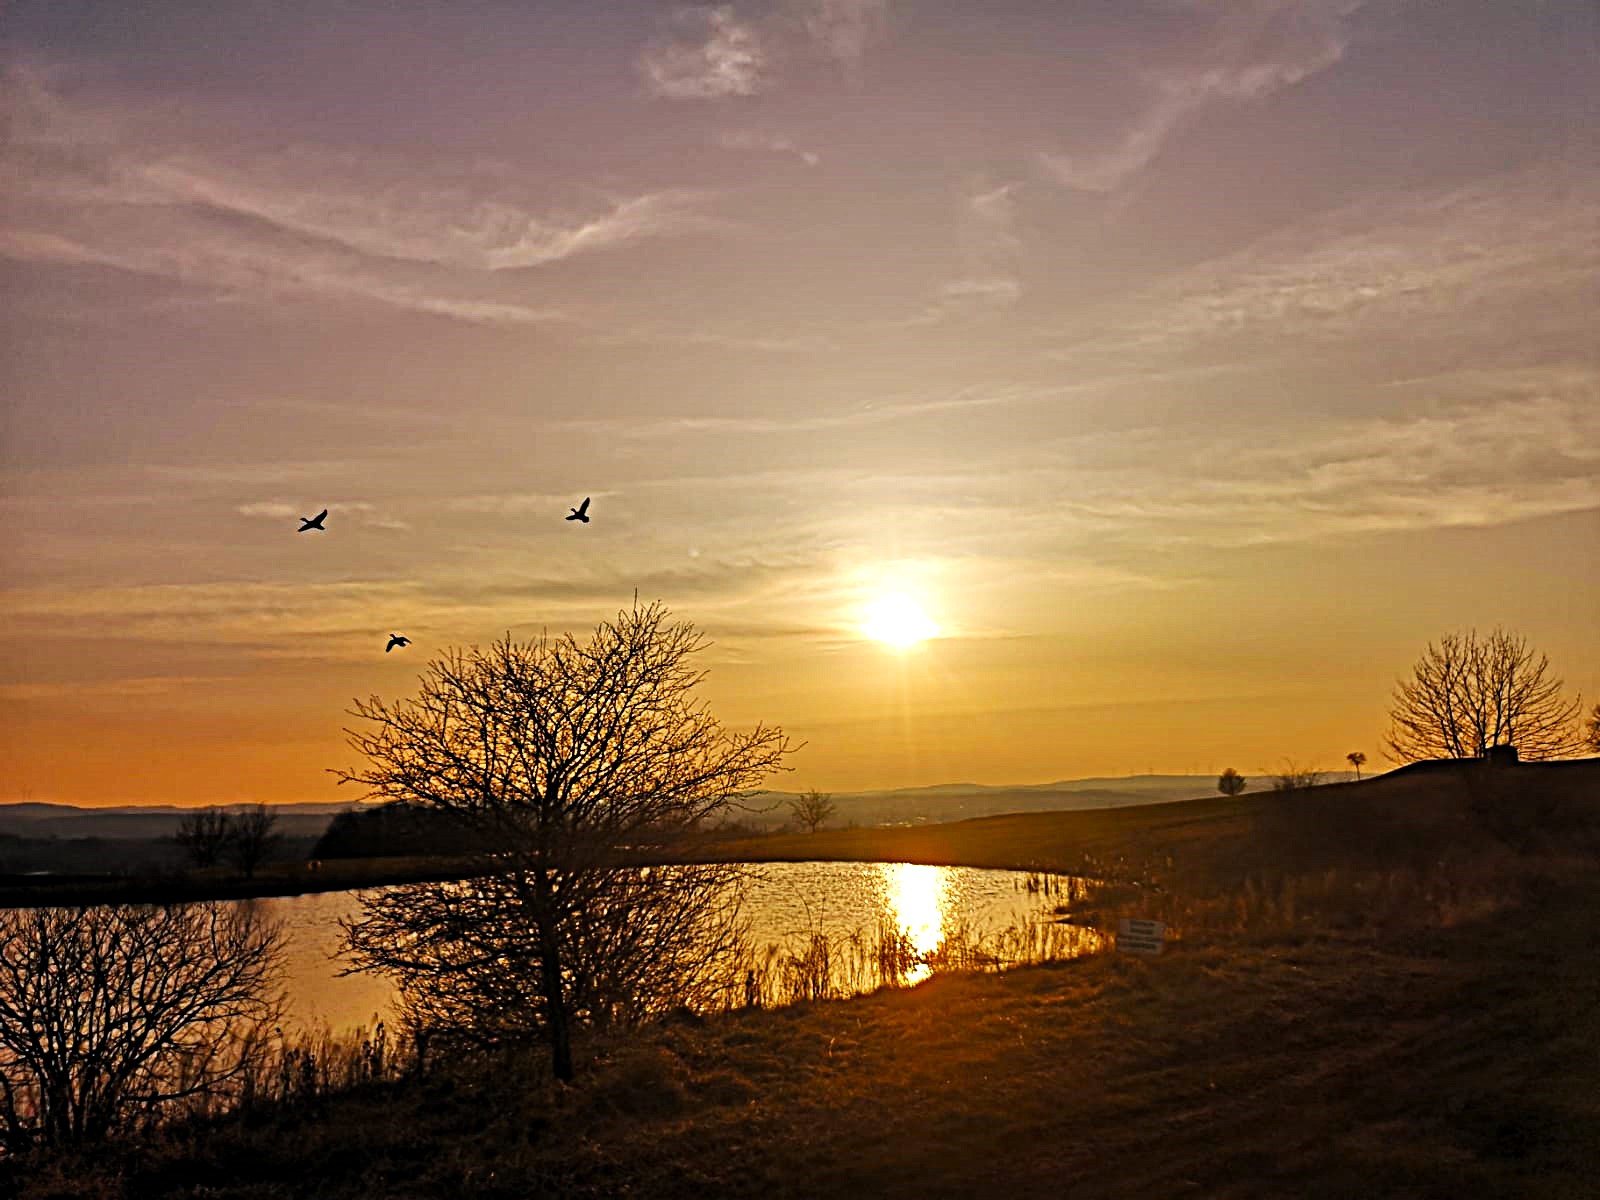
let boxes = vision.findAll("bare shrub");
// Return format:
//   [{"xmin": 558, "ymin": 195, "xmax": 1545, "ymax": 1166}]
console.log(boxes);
[
  {"xmin": 225, "ymin": 805, "xmax": 281, "ymax": 878},
  {"xmin": 0, "ymin": 903, "xmax": 282, "ymax": 1151},
  {"xmin": 174, "ymin": 808, "xmax": 233, "ymax": 869},
  {"xmin": 788, "ymin": 788, "xmax": 838, "ymax": 833},
  {"xmin": 1271, "ymin": 761, "xmax": 1324, "ymax": 791}
]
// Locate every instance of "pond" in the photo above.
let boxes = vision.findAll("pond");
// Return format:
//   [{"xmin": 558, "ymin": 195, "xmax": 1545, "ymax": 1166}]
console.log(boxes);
[{"xmin": 257, "ymin": 862, "xmax": 1101, "ymax": 1035}]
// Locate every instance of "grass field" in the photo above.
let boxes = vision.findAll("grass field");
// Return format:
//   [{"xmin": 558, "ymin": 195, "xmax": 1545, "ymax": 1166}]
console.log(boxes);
[{"xmin": 5, "ymin": 761, "xmax": 1598, "ymax": 1198}]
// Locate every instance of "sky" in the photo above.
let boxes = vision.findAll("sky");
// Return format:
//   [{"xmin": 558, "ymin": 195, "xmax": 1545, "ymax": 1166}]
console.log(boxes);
[{"xmin": 2, "ymin": 0, "xmax": 1597, "ymax": 806}]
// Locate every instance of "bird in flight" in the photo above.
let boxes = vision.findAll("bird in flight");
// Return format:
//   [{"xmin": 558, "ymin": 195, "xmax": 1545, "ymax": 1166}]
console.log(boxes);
[
  {"xmin": 385, "ymin": 634, "xmax": 411, "ymax": 653},
  {"xmin": 298, "ymin": 509, "xmax": 328, "ymax": 532},
  {"xmin": 566, "ymin": 497, "xmax": 591, "ymax": 524}
]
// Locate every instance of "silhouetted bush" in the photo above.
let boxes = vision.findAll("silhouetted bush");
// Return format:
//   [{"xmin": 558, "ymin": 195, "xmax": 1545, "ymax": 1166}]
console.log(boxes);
[
  {"xmin": 312, "ymin": 802, "xmax": 492, "ymax": 859},
  {"xmin": 224, "ymin": 805, "xmax": 280, "ymax": 879},
  {"xmin": 1271, "ymin": 762, "xmax": 1323, "ymax": 792},
  {"xmin": 0, "ymin": 903, "xmax": 282, "ymax": 1151}
]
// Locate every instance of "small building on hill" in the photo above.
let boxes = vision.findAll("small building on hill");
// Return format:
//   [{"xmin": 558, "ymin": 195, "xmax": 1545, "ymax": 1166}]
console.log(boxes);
[{"xmin": 1483, "ymin": 744, "xmax": 1519, "ymax": 767}]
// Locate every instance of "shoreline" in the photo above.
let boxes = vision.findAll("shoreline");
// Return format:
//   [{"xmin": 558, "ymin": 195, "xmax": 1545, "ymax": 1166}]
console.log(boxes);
[{"xmin": 6, "ymin": 762, "xmax": 1593, "ymax": 908}]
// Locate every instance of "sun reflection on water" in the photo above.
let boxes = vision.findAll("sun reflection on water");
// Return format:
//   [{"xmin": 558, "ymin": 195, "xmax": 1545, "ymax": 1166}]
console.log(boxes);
[{"xmin": 881, "ymin": 862, "xmax": 947, "ymax": 982}]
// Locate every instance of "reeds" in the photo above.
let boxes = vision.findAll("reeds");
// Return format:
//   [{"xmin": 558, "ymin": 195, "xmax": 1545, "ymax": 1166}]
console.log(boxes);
[{"xmin": 735, "ymin": 913, "xmax": 1106, "ymax": 1009}]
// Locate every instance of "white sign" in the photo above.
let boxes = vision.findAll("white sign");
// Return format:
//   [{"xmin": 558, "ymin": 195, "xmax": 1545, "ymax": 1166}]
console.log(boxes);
[{"xmin": 1116, "ymin": 917, "xmax": 1165, "ymax": 955}]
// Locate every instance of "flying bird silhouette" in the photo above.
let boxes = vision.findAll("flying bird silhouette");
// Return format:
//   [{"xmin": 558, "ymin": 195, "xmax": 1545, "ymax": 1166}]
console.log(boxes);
[
  {"xmin": 385, "ymin": 634, "xmax": 410, "ymax": 653},
  {"xmin": 298, "ymin": 509, "xmax": 328, "ymax": 532},
  {"xmin": 566, "ymin": 497, "xmax": 591, "ymax": 523}
]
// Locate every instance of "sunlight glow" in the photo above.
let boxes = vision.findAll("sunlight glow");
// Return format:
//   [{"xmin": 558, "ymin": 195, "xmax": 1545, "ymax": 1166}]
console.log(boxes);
[
  {"xmin": 883, "ymin": 862, "xmax": 945, "ymax": 983},
  {"xmin": 861, "ymin": 592, "xmax": 939, "ymax": 648}
]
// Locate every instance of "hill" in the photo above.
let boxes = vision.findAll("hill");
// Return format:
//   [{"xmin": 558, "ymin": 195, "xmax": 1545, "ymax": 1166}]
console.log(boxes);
[
  {"xmin": 725, "ymin": 772, "xmax": 1321, "ymax": 832},
  {"xmin": 0, "ymin": 801, "xmax": 351, "ymax": 841}
]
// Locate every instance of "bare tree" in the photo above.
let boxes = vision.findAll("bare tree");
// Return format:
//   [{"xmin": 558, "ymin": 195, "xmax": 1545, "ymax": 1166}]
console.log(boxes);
[
  {"xmin": 1346, "ymin": 751, "xmax": 1366, "ymax": 780},
  {"xmin": 225, "ymin": 805, "xmax": 281, "ymax": 878},
  {"xmin": 1271, "ymin": 761, "xmax": 1323, "ymax": 791},
  {"xmin": 335, "ymin": 602, "xmax": 793, "ymax": 1081},
  {"xmin": 0, "ymin": 903, "xmax": 282, "ymax": 1151},
  {"xmin": 1385, "ymin": 628, "xmax": 1585, "ymax": 762},
  {"xmin": 174, "ymin": 807, "xmax": 233, "ymax": 869},
  {"xmin": 788, "ymin": 788, "xmax": 837, "ymax": 833},
  {"xmin": 1216, "ymin": 768, "xmax": 1246, "ymax": 797},
  {"xmin": 1586, "ymin": 701, "xmax": 1600, "ymax": 754}
]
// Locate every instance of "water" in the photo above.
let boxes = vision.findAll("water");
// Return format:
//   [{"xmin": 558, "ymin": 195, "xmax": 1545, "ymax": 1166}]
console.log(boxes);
[{"xmin": 247, "ymin": 862, "xmax": 1099, "ymax": 1035}]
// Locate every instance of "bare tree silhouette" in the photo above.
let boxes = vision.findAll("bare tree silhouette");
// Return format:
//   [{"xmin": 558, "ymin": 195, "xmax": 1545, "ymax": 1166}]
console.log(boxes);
[
  {"xmin": 174, "ymin": 807, "xmax": 233, "ymax": 869},
  {"xmin": 335, "ymin": 601, "xmax": 793, "ymax": 1081},
  {"xmin": 225, "ymin": 805, "xmax": 281, "ymax": 879},
  {"xmin": 788, "ymin": 788, "xmax": 837, "ymax": 833},
  {"xmin": 1346, "ymin": 751, "xmax": 1366, "ymax": 780},
  {"xmin": 0, "ymin": 904, "xmax": 281, "ymax": 1151},
  {"xmin": 1386, "ymin": 627, "xmax": 1585, "ymax": 763}
]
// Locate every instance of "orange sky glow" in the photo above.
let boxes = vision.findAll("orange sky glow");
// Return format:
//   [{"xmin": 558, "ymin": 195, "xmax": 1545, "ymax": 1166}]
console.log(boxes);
[{"xmin": 2, "ymin": 1, "xmax": 1597, "ymax": 806}]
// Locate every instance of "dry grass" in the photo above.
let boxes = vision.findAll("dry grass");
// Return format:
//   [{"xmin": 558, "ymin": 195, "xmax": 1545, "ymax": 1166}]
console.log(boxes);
[
  {"xmin": 6, "ymin": 761, "xmax": 1599, "ymax": 1198},
  {"xmin": 19, "ymin": 886, "xmax": 1597, "ymax": 1198}
]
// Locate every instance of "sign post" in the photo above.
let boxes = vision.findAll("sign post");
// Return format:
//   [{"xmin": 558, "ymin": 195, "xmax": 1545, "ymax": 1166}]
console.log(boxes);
[{"xmin": 1116, "ymin": 917, "xmax": 1165, "ymax": 955}]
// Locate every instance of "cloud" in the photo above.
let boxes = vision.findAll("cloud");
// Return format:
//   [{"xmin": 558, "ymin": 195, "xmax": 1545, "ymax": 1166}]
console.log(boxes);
[
  {"xmin": 0, "ymin": 676, "xmax": 240, "ymax": 702},
  {"xmin": 1039, "ymin": 1, "xmax": 1365, "ymax": 192},
  {"xmin": 0, "ymin": 67, "xmax": 716, "ymax": 323},
  {"xmin": 235, "ymin": 500, "xmax": 410, "ymax": 531},
  {"xmin": 234, "ymin": 502, "xmax": 299, "ymax": 520},
  {"xmin": 801, "ymin": 0, "xmax": 891, "ymax": 68},
  {"xmin": 1051, "ymin": 165, "xmax": 1600, "ymax": 366},
  {"xmin": 443, "ymin": 491, "xmax": 614, "ymax": 516},
  {"xmin": 552, "ymin": 384, "xmax": 1039, "ymax": 439},
  {"xmin": 716, "ymin": 130, "xmax": 820, "ymax": 166},
  {"xmin": 132, "ymin": 160, "xmax": 718, "ymax": 271},
  {"xmin": 639, "ymin": 6, "xmax": 768, "ymax": 99},
  {"xmin": 999, "ymin": 381, "xmax": 1600, "ymax": 551},
  {"xmin": 0, "ymin": 580, "xmax": 425, "ymax": 648},
  {"xmin": 898, "ymin": 180, "xmax": 1024, "ymax": 325},
  {"xmin": 899, "ymin": 276, "xmax": 1020, "ymax": 325},
  {"xmin": 966, "ymin": 183, "xmax": 1021, "ymax": 253}
]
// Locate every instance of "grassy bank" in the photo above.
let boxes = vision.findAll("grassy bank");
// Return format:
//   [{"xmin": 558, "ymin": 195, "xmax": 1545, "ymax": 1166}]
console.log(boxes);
[
  {"xmin": 15, "ymin": 874, "xmax": 1598, "ymax": 1198},
  {"xmin": 5, "ymin": 762, "xmax": 1598, "ymax": 1197}
]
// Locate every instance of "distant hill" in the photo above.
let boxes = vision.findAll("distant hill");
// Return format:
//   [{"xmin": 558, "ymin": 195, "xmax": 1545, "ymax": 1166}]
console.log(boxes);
[
  {"xmin": 0, "ymin": 802, "xmax": 351, "ymax": 841},
  {"xmin": 0, "ymin": 773, "xmax": 1355, "ymax": 844},
  {"xmin": 722, "ymin": 773, "xmax": 1339, "ymax": 832}
]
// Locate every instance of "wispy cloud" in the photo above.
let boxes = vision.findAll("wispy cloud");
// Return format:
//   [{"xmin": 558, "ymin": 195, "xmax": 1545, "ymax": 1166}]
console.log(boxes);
[
  {"xmin": 235, "ymin": 500, "xmax": 409, "ymax": 531},
  {"xmin": 966, "ymin": 182, "xmax": 1021, "ymax": 255},
  {"xmin": 0, "ymin": 580, "xmax": 426, "ymax": 648},
  {"xmin": 442, "ymin": 491, "xmax": 615, "ymax": 517},
  {"xmin": 0, "ymin": 675, "xmax": 242, "ymax": 703},
  {"xmin": 552, "ymin": 384, "xmax": 1042, "ymax": 439},
  {"xmin": 898, "ymin": 180, "xmax": 1024, "ymax": 324},
  {"xmin": 1000, "ymin": 382, "xmax": 1600, "ymax": 550},
  {"xmin": 639, "ymin": 6, "xmax": 768, "ymax": 99},
  {"xmin": 1039, "ymin": 1, "xmax": 1365, "ymax": 192},
  {"xmin": 0, "ymin": 66, "xmax": 715, "ymax": 323},
  {"xmin": 1051, "ymin": 164, "xmax": 1600, "ymax": 365},
  {"xmin": 716, "ymin": 130, "xmax": 820, "ymax": 166}
]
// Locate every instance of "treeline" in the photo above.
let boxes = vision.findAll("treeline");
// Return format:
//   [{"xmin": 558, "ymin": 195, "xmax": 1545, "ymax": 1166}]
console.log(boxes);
[{"xmin": 310, "ymin": 802, "xmax": 495, "ymax": 859}]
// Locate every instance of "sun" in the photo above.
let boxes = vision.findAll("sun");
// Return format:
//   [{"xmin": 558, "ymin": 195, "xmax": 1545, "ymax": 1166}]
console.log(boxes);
[{"xmin": 861, "ymin": 592, "xmax": 939, "ymax": 648}]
